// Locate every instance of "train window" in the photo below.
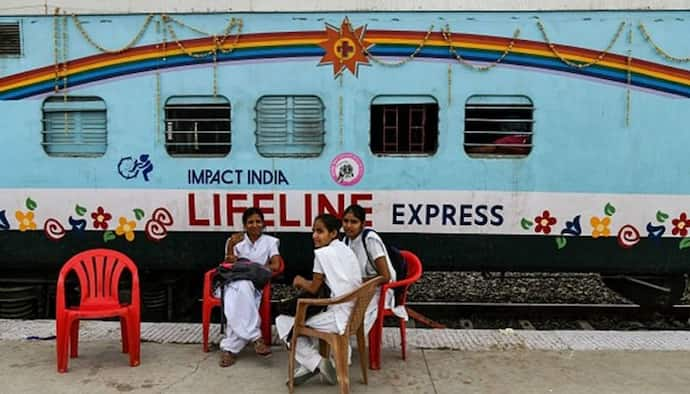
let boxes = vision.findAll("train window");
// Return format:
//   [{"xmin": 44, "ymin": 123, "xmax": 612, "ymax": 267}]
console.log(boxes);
[
  {"xmin": 164, "ymin": 96, "xmax": 231, "ymax": 157},
  {"xmin": 41, "ymin": 96, "xmax": 107, "ymax": 157},
  {"xmin": 370, "ymin": 95, "xmax": 438, "ymax": 155},
  {"xmin": 255, "ymin": 95, "xmax": 325, "ymax": 157},
  {"xmin": 464, "ymin": 95, "xmax": 534, "ymax": 157},
  {"xmin": 0, "ymin": 22, "xmax": 20, "ymax": 56}
]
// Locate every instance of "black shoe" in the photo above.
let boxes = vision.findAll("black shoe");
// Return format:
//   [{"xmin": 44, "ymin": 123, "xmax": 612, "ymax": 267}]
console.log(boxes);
[{"xmin": 290, "ymin": 365, "xmax": 319, "ymax": 386}]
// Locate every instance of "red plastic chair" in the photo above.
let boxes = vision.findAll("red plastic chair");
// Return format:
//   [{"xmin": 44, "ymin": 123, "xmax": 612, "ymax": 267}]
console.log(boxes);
[
  {"xmin": 368, "ymin": 250, "xmax": 423, "ymax": 370},
  {"xmin": 55, "ymin": 248, "xmax": 140, "ymax": 373},
  {"xmin": 202, "ymin": 256, "xmax": 285, "ymax": 352}
]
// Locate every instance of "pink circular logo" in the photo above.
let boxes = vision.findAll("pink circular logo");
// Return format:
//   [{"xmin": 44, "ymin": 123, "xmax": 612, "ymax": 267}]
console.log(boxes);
[{"xmin": 330, "ymin": 152, "xmax": 364, "ymax": 186}]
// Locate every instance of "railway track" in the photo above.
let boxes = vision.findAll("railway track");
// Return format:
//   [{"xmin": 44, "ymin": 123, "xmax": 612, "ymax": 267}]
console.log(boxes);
[{"xmin": 405, "ymin": 302, "xmax": 690, "ymax": 330}]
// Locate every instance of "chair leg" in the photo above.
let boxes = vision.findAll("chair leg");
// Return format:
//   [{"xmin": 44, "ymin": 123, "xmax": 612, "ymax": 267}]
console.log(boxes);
[
  {"xmin": 368, "ymin": 315, "xmax": 383, "ymax": 370},
  {"xmin": 128, "ymin": 314, "xmax": 141, "ymax": 367},
  {"xmin": 332, "ymin": 336, "xmax": 351, "ymax": 394},
  {"xmin": 202, "ymin": 301, "xmax": 211, "ymax": 352},
  {"xmin": 69, "ymin": 319, "xmax": 80, "ymax": 358},
  {"xmin": 319, "ymin": 339, "xmax": 331, "ymax": 359},
  {"xmin": 287, "ymin": 334, "xmax": 298, "ymax": 394},
  {"xmin": 56, "ymin": 316, "xmax": 69, "ymax": 373},
  {"xmin": 399, "ymin": 318, "xmax": 407, "ymax": 361},
  {"xmin": 356, "ymin": 327, "xmax": 368, "ymax": 385},
  {"xmin": 120, "ymin": 317, "xmax": 129, "ymax": 353},
  {"xmin": 260, "ymin": 286, "xmax": 271, "ymax": 345}
]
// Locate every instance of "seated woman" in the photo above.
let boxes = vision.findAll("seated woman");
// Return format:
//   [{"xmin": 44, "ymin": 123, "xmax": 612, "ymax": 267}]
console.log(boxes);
[
  {"xmin": 275, "ymin": 214, "xmax": 362, "ymax": 386},
  {"xmin": 218, "ymin": 207, "xmax": 281, "ymax": 368},
  {"xmin": 342, "ymin": 204, "xmax": 407, "ymax": 334}
]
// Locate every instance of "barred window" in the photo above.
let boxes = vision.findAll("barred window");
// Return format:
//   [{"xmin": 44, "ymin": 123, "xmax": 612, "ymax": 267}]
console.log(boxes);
[
  {"xmin": 464, "ymin": 95, "xmax": 534, "ymax": 157},
  {"xmin": 41, "ymin": 96, "xmax": 107, "ymax": 157},
  {"xmin": 0, "ymin": 22, "xmax": 20, "ymax": 56},
  {"xmin": 370, "ymin": 95, "xmax": 438, "ymax": 155},
  {"xmin": 255, "ymin": 95, "xmax": 325, "ymax": 157},
  {"xmin": 165, "ymin": 96, "xmax": 231, "ymax": 157}
]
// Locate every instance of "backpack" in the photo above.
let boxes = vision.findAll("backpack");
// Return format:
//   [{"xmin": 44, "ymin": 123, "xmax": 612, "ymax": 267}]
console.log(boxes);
[{"xmin": 357, "ymin": 229, "xmax": 407, "ymax": 286}]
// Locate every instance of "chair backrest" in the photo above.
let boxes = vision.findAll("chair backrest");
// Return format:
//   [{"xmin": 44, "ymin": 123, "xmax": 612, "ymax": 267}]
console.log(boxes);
[
  {"xmin": 344, "ymin": 276, "xmax": 386, "ymax": 336},
  {"xmin": 397, "ymin": 250, "xmax": 423, "ymax": 305},
  {"xmin": 57, "ymin": 248, "xmax": 139, "ymax": 309}
]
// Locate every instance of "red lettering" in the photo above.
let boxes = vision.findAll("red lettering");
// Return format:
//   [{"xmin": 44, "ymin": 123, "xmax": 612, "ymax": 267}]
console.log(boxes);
[
  {"xmin": 351, "ymin": 193, "xmax": 373, "ymax": 227},
  {"xmin": 305, "ymin": 194, "xmax": 312, "ymax": 227},
  {"xmin": 253, "ymin": 193, "xmax": 275, "ymax": 227},
  {"xmin": 317, "ymin": 193, "xmax": 344, "ymax": 217},
  {"xmin": 279, "ymin": 193, "xmax": 300, "ymax": 227},
  {"xmin": 187, "ymin": 193, "xmax": 210, "ymax": 226},
  {"xmin": 213, "ymin": 193, "xmax": 221, "ymax": 226},
  {"xmin": 226, "ymin": 194, "xmax": 247, "ymax": 226}
]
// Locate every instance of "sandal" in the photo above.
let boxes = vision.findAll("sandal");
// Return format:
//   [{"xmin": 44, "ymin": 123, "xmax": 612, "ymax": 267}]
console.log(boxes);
[
  {"xmin": 219, "ymin": 351, "xmax": 237, "ymax": 367},
  {"xmin": 254, "ymin": 338, "xmax": 272, "ymax": 358}
]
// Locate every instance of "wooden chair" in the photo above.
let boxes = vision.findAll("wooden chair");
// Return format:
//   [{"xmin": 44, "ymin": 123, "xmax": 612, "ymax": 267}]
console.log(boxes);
[
  {"xmin": 55, "ymin": 248, "xmax": 140, "ymax": 373},
  {"xmin": 201, "ymin": 256, "xmax": 284, "ymax": 352},
  {"xmin": 368, "ymin": 250, "xmax": 423, "ymax": 369},
  {"xmin": 288, "ymin": 276, "xmax": 386, "ymax": 394}
]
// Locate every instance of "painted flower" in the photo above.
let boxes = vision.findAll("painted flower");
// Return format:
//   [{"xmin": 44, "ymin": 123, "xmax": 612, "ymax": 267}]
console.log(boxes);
[
  {"xmin": 590, "ymin": 216, "xmax": 611, "ymax": 238},
  {"xmin": 91, "ymin": 206, "xmax": 112, "ymax": 230},
  {"xmin": 671, "ymin": 212, "xmax": 690, "ymax": 237},
  {"xmin": 115, "ymin": 217, "xmax": 136, "ymax": 241},
  {"xmin": 15, "ymin": 210, "xmax": 37, "ymax": 232},
  {"xmin": 534, "ymin": 210, "xmax": 557, "ymax": 234}
]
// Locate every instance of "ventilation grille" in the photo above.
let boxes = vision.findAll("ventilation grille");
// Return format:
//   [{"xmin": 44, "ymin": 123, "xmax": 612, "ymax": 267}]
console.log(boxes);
[{"xmin": 0, "ymin": 23, "xmax": 21, "ymax": 56}]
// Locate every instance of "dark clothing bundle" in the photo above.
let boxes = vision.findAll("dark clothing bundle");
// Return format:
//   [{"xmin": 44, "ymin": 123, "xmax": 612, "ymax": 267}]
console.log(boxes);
[{"xmin": 214, "ymin": 259, "xmax": 272, "ymax": 291}]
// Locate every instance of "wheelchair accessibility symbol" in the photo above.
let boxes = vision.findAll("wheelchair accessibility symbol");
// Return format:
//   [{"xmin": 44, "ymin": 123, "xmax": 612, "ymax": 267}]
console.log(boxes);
[{"xmin": 117, "ymin": 154, "xmax": 154, "ymax": 182}]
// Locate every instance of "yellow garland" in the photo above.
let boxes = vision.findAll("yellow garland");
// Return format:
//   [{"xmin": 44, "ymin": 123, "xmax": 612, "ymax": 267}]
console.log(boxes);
[
  {"xmin": 72, "ymin": 14, "xmax": 154, "ymax": 54},
  {"xmin": 345, "ymin": 18, "xmax": 435, "ymax": 67},
  {"xmin": 164, "ymin": 15, "xmax": 243, "ymax": 57},
  {"xmin": 638, "ymin": 22, "xmax": 690, "ymax": 63},
  {"xmin": 62, "ymin": 13, "xmax": 69, "ymax": 133},
  {"xmin": 53, "ymin": 7, "xmax": 60, "ymax": 93},
  {"xmin": 155, "ymin": 71, "xmax": 161, "ymax": 144},
  {"xmin": 442, "ymin": 25, "xmax": 520, "ymax": 71},
  {"xmin": 536, "ymin": 19, "xmax": 625, "ymax": 69},
  {"xmin": 447, "ymin": 64, "xmax": 451, "ymax": 105},
  {"xmin": 338, "ymin": 95, "xmax": 344, "ymax": 146},
  {"xmin": 213, "ymin": 46, "xmax": 218, "ymax": 96},
  {"xmin": 161, "ymin": 14, "xmax": 168, "ymax": 61},
  {"xmin": 626, "ymin": 22, "xmax": 633, "ymax": 127}
]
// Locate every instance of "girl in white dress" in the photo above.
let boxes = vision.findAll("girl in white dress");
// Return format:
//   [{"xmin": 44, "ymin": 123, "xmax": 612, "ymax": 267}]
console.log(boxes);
[
  {"xmin": 342, "ymin": 204, "xmax": 407, "ymax": 335},
  {"xmin": 276, "ymin": 214, "xmax": 362, "ymax": 385},
  {"xmin": 219, "ymin": 207, "xmax": 282, "ymax": 368}
]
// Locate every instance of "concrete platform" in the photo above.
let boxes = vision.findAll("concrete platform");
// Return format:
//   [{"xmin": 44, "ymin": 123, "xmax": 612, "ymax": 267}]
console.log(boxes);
[
  {"xmin": 1, "ymin": 340, "xmax": 690, "ymax": 394},
  {"xmin": 1, "ymin": 320, "xmax": 690, "ymax": 393}
]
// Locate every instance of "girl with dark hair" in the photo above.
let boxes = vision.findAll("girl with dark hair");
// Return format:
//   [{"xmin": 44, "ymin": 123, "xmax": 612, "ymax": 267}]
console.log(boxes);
[
  {"xmin": 342, "ymin": 204, "xmax": 407, "ymax": 334},
  {"xmin": 276, "ymin": 213, "xmax": 362, "ymax": 386},
  {"xmin": 218, "ymin": 207, "xmax": 281, "ymax": 367}
]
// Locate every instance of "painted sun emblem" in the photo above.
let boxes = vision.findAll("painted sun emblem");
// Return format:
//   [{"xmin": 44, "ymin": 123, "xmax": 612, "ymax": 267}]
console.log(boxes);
[{"xmin": 318, "ymin": 17, "xmax": 374, "ymax": 77}]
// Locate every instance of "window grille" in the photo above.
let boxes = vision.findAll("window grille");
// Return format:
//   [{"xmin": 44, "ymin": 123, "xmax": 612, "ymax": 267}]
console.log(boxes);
[
  {"xmin": 164, "ymin": 96, "xmax": 231, "ymax": 157},
  {"xmin": 0, "ymin": 22, "xmax": 20, "ymax": 56},
  {"xmin": 255, "ymin": 95, "xmax": 325, "ymax": 157},
  {"xmin": 370, "ymin": 96, "xmax": 438, "ymax": 155},
  {"xmin": 464, "ymin": 95, "xmax": 534, "ymax": 157},
  {"xmin": 41, "ymin": 96, "xmax": 107, "ymax": 157}
]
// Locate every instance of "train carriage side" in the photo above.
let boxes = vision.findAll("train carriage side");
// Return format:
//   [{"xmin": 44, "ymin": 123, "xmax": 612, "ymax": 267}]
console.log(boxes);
[{"xmin": 1, "ymin": 6, "xmax": 690, "ymax": 310}]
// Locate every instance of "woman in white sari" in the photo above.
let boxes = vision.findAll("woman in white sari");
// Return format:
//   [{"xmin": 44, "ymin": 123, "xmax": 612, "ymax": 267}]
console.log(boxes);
[{"xmin": 218, "ymin": 207, "xmax": 281, "ymax": 368}]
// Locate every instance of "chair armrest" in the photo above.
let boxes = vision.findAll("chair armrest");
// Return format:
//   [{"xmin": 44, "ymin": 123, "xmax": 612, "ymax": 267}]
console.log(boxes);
[
  {"xmin": 383, "ymin": 273, "xmax": 421, "ymax": 289},
  {"xmin": 271, "ymin": 256, "xmax": 285, "ymax": 278},
  {"xmin": 298, "ymin": 276, "xmax": 387, "ymax": 308}
]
